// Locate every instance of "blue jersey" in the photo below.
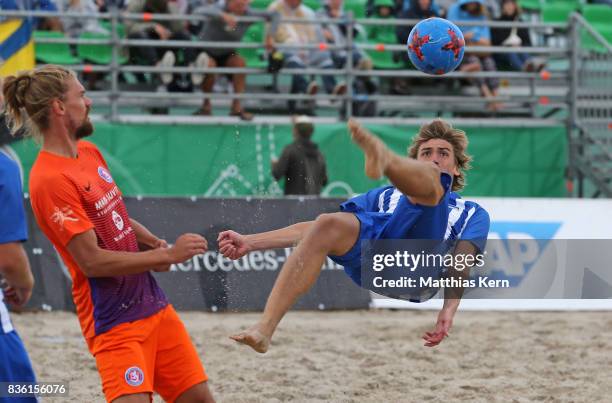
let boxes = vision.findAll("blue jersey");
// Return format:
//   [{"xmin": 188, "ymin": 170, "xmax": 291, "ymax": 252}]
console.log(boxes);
[
  {"xmin": 0, "ymin": 151, "xmax": 28, "ymax": 245},
  {"xmin": 330, "ymin": 173, "xmax": 453, "ymax": 285},
  {"xmin": 329, "ymin": 174, "xmax": 491, "ymax": 303},
  {"xmin": 0, "ymin": 151, "xmax": 37, "ymax": 398},
  {"xmin": 445, "ymin": 192, "xmax": 490, "ymax": 252},
  {"xmin": 0, "ymin": 150, "xmax": 28, "ymax": 335}
]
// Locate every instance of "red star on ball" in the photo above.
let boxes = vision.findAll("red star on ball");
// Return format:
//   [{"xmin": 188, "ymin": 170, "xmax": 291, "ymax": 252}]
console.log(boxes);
[
  {"xmin": 409, "ymin": 30, "xmax": 431, "ymax": 61},
  {"xmin": 441, "ymin": 28, "xmax": 465, "ymax": 61}
]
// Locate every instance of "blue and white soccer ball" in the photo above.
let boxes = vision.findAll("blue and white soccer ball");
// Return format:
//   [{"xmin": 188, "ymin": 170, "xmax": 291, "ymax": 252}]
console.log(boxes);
[{"xmin": 407, "ymin": 17, "xmax": 465, "ymax": 75}]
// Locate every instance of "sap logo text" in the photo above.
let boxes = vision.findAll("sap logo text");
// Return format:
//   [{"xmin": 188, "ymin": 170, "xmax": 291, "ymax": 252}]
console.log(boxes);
[{"xmin": 482, "ymin": 222, "xmax": 561, "ymax": 286}]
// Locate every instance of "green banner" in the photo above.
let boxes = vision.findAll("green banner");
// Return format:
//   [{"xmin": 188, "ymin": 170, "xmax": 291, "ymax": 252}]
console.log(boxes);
[{"xmin": 11, "ymin": 123, "xmax": 567, "ymax": 197}]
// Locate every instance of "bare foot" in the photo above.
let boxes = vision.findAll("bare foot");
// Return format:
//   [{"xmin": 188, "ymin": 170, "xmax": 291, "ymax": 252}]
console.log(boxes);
[
  {"xmin": 229, "ymin": 326, "xmax": 270, "ymax": 353},
  {"xmin": 347, "ymin": 118, "xmax": 389, "ymax": 179}
]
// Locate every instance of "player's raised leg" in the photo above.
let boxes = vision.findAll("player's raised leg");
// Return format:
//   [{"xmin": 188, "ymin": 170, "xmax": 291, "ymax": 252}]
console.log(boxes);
[
  {"xmin": 348, "ymin": 118, "xmax": 445, "ymax": 206},
  {"xmin": 230, "ymin": 212, "xmax": 360, "ymax": 353}
]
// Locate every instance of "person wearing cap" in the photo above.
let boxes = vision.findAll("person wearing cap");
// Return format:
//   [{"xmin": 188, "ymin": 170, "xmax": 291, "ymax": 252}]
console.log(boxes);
[{"xmin": 271, "ymin": 115, "xmax": 328, "ymax": 196}]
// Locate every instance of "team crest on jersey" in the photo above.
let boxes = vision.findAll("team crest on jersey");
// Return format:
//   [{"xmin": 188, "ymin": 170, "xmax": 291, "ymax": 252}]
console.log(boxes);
[
  {"xmin": 124, "ymin": 366, "xmax": 144, "ymax": 387},
  {"xmin": 98, "ymin": 166, "xmax": 113, "ymax": 183},
  {"xmin": 112, "ymin": 210, "xmax": 124, "ymax": 231}
]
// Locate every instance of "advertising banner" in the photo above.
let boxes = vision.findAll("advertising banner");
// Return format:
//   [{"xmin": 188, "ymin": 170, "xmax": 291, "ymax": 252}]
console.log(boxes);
[
  {"xmin": 22, "ymin": 196, "xmax": 612, "ymax": 312},
  {"xmin": 372, "ymin": 197, "xmax": 612, "ymax": 309},
  {"xmin": 23, "ymin": 197, "xmax": 371, "ymax": 312}
]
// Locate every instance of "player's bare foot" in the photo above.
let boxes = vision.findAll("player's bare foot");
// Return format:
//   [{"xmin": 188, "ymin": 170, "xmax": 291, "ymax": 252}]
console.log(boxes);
[
  {"xmin": 348, "ymin": 118, "xmax": 389, "ymax": 179},
  {"xmin": 229, "ymin": 326, "xmax": 270, "ymax": 353}
]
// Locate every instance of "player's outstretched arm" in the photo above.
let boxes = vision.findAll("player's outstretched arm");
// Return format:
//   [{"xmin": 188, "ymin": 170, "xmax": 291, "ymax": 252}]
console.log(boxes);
[
  {"xmin": 422, "ymin": 240, "xmax": 475, "ymax": 347},
  {"xmin": 218, "ymin": 221, "xmax": 314, "ymax": 260},
  {"xmin": 67, "ymin": 229, "xmax": 208, "ymax": 277}
]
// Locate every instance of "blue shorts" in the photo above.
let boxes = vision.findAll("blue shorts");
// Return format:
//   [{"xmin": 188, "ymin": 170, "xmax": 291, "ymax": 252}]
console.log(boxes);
[
  {"xmin": 329, "ymin": 189, "xmax": 451, "ymax": 288},
  {"xmin": 0, "ymin": 331, "xmax": 37, "ymax": 403},
  {"xmin": 329, "ymin": 211, "xmax": 389, "ymax": 286}
]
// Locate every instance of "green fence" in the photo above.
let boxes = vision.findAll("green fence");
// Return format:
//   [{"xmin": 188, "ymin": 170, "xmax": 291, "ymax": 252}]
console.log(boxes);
[{"xmin": 11, "ymin": 123, "xmax": 567, "ymax": 197}]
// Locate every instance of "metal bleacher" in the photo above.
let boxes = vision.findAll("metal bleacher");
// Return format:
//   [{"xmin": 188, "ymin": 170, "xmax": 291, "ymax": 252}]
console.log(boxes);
[
  {"xmin": 1, "ymin": 7, "xmax": 575, "ymax": 124},
  {"xmin": 1, "ymin": 4, "xmax": 611, "ymax": 196}
]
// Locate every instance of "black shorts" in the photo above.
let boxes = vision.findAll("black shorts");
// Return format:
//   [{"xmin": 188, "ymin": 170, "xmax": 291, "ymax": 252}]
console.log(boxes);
[{"xmin": 209, "ymin": 51, "xmax": 238, "ymax": 67}]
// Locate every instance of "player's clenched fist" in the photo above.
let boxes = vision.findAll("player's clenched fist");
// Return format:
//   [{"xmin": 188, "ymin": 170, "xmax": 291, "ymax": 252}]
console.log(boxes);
[
  {"xmin": 217, "ymin": 230, "xmax": 252, "ymax": 260},
  {"xmin": 167, "ymin": 233, "xmax": 208, "ymax": 264}
]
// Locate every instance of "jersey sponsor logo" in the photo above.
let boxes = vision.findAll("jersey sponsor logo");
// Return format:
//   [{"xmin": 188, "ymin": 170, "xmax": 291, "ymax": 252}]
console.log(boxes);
[
  {"xmin": 94, "ymin": 186, "xmax": 120, "ymax": 211},
  {"xmin": 50, "ymin": 206, "xmax": 79, "ymax": 230},
  {"xmin": 124, "ymin": 366, "xmax": 144, "ymax": 387},
  {"xmin": 112, "ymin": 210, "xmax": 124, "ymax": 231},
  {"xmin": 98, "ymin": 166, "xmax": 114, "ymax": 184}
]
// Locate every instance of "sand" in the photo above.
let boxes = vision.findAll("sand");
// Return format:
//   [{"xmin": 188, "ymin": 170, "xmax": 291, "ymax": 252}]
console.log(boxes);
[{"xmin": 11, "ymin": 309, "xmax": 612, "ymax": 403}]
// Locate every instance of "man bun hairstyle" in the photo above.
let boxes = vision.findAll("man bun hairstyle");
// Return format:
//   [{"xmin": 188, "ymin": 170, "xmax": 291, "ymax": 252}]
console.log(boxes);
[{"xmin": 2, "ymin": 65, "xmax": 74, "ymax": 141}]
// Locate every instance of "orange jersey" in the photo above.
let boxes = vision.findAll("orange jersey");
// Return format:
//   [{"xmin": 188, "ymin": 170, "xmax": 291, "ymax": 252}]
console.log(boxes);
[{"xmin": 29, "ymin": 141, "xmax": 168, "ymax": 349}]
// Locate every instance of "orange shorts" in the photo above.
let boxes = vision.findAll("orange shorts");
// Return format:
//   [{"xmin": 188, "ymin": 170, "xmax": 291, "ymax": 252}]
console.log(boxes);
[{"xmin": 91, "ymin": 305, "xmax": 208, "ymax": 402}]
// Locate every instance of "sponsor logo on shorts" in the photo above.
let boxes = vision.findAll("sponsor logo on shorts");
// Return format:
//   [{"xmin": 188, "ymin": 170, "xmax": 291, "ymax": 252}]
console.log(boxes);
[
  {"xmin": 124, "ymin": 366, "xmax": 144, "ymax": 387},
  {"xmin": 98, "ymin": 166, "xmax": 114, "ymax": 183}
]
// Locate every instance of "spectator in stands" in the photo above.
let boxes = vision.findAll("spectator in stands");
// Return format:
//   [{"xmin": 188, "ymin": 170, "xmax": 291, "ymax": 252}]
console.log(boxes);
[
  {"xmin": 126, "ymin": 0, "xmax": 192, "ymax": 88},
  {"xmin": 367, "ymin": 0, "xmax": 399, "ymax": 50},
  {"xmin": 36, "ymin": 0, "xmax": 65, "ymax": 31},
  {"xmin": 55, "ymin": 0, "xmax": 109, "ymax": 38},
  {"xmin": 373, "ymin": 0, "xmax": 396, "ymax": 22},
  {"xmin": 0, "ymin": 0, "xmax": 64, "ymax": 31},
  {"xmin": 365, "ymin": 0, "xmax": 400, "ymax": 18},
  {"xmin": 94, "ymin": 0, "xmax": 128, "ymax": 12},
  {"xmin": 439, "ymin": 0, "xmax": 500, "ymax": 19},
  {"xmin": 189, "ymin": 0, "xmax": 280, "ymax": 120},
  {"xmin": 485, "ymin": 0, "xmax": 501, "ymax": 18},
  {"xmin": 433, "ymin": 0, "xmax": 453, "ymax": 16},
  {"xmin": 368, "ymin": 0, "xmax": 407, "ymax": 94},
  {"xmin": 317, "ymin": 0, "xmax": 377, "ymax": 94},
  {"xmin": 368, "ymin": 0, "xmax": 402, "ymax": 60},
  {"xmin": 272, "ymin": 115, "xmax": 328, "ymax": 196},
  {"xmin": 398, "ymin": 0, "xmax": 441, "ymax": 17},
  {"xmin": 396, "ymin": 0, "xmax": 439, "ymax": 64},
  {"xmin": 55, "ymin": 0, "xmax": 111, "ymax": 91},
  {"xmin": 491, "ymin": 0, "xmax": 545, "ymax": 71},
  {"xmin": 447, "ymin": 0, "xmax": 502, "ymax": 111},
  {"xmin": 268, "ymin": 0, "xmax": 347, "ymax": 113}
]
